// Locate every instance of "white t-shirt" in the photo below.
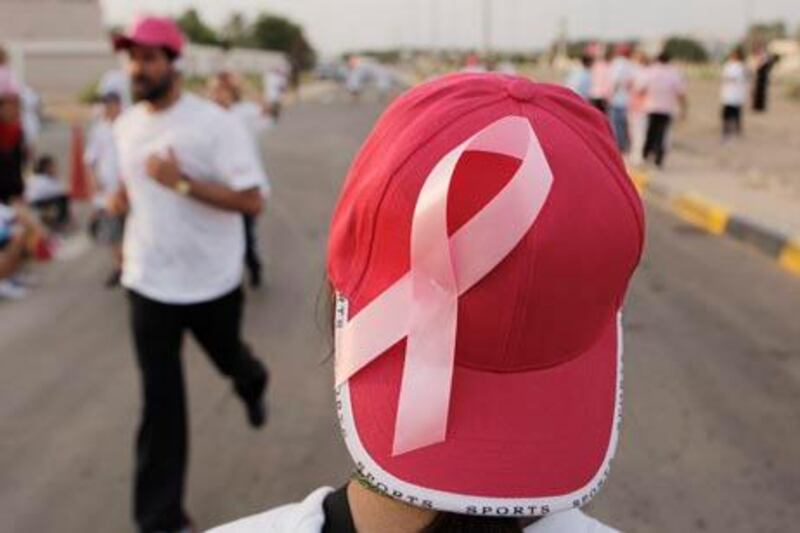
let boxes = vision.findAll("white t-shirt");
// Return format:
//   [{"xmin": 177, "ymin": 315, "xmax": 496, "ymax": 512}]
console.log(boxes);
[
  {"xmin": 84, "ymin": 119, "xmax": 120, "ymax": 207},
  {"xmin": 20, "ymin": 85, "xmax": 41, "ymax": 146},
  {"xmin": 721, "ymin": 60, "xmax": 748, "ymax": 106},
  {"xmin": 229, "ymin": 102, "xmax": 273, "ymax": 196},
  {"xmin": 208, "ymin": 487, "xmax": 619, "ymax": 533},
  {"xmin": 25, "ymin": 173, "xmax": 66, "ymax": 203},
  {"xmin": 610, "ymin": 57, "xmax": 634, "ymax": 108},
  {"xmin": 114, "ymin": 93, "xmax": 267, "ymax": 304},
  {"xmin": 264, "ymin": 71, "xmax": 287, "ymax": 104}
]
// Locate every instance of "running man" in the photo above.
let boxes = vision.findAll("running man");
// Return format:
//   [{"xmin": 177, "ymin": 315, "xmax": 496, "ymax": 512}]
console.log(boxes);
[{"xmin": 108, "ymin": 17, "xmax": 270, "ymax": 533}]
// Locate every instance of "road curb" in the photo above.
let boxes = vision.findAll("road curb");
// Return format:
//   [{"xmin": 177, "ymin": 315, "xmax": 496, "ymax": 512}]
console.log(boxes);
[{"xmin": 629, "ymin": 170, "xmax": 800, "ymax": 277}]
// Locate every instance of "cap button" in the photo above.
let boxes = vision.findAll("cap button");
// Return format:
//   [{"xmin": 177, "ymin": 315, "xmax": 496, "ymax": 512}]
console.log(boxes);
[{"xmin": 506, "ymin": 79, "xmax": 537, "ymax": 102}]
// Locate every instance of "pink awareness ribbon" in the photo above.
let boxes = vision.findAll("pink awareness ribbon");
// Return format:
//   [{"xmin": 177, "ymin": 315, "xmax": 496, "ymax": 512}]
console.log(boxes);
[{"xmin": 335, "ymin": 115, "xmax": 554, "ymax": 456}]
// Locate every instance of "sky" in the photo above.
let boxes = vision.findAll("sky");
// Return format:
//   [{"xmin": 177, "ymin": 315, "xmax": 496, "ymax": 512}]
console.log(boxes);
[{"xmin": 101, "ymin": 0, "xmax": 800, "ymax": 56}]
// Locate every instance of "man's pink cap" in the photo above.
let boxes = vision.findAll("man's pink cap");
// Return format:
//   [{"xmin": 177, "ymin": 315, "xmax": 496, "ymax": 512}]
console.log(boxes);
[{"xmin": 113, "ymin": 16, "xmax": 185, "ymax": 57}]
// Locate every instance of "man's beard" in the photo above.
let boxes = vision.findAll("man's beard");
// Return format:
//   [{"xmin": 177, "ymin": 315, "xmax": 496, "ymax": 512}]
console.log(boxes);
[{"xmin": 132, "ymin": 71, "xmax": 174, "ymax": 103}]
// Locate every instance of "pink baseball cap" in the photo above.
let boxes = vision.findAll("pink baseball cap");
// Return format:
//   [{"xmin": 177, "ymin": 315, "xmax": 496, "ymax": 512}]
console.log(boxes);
[
  {"xmin": 328, "ymin": 73, "xmax": 644, "ymax": 516},
  {"xmin": 113, "ymin": 16, "xmax": 185, "ymax": 57}
]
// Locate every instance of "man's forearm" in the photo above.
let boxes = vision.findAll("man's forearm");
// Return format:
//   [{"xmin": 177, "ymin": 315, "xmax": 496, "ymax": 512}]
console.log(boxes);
[{"xmin": 184, "ymin": 180, "xmax": 263, "ymax": 216}]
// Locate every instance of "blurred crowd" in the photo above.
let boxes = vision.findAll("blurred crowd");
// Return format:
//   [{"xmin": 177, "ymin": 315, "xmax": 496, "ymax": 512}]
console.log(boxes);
[
  {"xmin": 0, "ymin": 41, "xmax": 288, "ymax": 302},
  {"xmin": 564, "ymin": 42, "xmax": 780, "ymax": 168}
]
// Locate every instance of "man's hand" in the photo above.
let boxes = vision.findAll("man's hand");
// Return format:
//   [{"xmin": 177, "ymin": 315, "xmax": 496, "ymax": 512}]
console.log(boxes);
[
  {"xmin": 146, "ymin": 148, "xmax": 182, "ymax": 189},
  {"xmin": 107, "ymin": 186, "xmax": 129, "ymax": 216}
]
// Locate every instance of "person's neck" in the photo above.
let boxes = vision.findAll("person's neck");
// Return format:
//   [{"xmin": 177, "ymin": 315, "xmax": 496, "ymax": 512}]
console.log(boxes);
[
  {"xmin": 347, "ymin": 480, "xmax": 436, "ymax": 533},
  {"xmin": 146, "ymin": 85, "xmax": 182, "ymax": 113}
]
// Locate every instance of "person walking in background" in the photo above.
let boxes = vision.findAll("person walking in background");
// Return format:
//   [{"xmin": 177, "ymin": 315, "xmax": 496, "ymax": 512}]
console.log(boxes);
[
  {"xmin": 642, "ymin": 51, "xmax": 687, "ymax": 169},
  {"xmin": 566, "ymin": 54, "xmax": 594, "ymax": 101},
  {"xmin": 588, "ymin": 45, "xmax": 612, "ymax": 113},
  {"xmin": 85, "ymin": 92, "xmax": 125, "ymax": 287},
  {"xmin": 609, "ymin": 43, "xmax": 635, "ymax": 153},
  {"xmin": 628, "ymin": 50, "xmax": 651, "ymax": 166},
  {"xmin": 25, "ymin": 155, "xmax": 70, "ymax": 229},
  {"xmin": 0, "ymin": 91, "xmax": 27, "ymax": 205},
  {"xmin": 720, "ymin": 47, "xmax": 748, "ymax": 141},
  {"xmin": 209, "ymin": 72, "xmax": 273, "ymax": 288},
  {"xmin": 109, "ymin": 17, "xmax": 270, "ymax": 533},
  {"xmin": 19, "ymin": 84, "xmax": 41, "ymax": 158},
  {"xmin": 263, "ymin": 67, "xmax": 287, "ymax": 123},
  {"xmin": 751, "ymin": 45, "xmax": 780, "ymax": 113}
]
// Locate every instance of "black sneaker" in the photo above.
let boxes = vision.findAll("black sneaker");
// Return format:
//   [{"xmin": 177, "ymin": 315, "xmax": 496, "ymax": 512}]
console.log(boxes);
[
  {"xmin": 246, "ymin": 394, "xmax": 269, "ymax": 428},
  {"xmin": 243, "ymin": 367, "xmax": 270, "ymax": 429}
]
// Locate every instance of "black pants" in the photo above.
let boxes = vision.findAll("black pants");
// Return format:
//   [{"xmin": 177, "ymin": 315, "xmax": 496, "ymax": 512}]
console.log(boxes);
[
  {"xmin": 243, "ymin": 214, "xmax": 262, "ymax": 286},
  {"xmin": 722, "ymin": 105, "xmax": 742, "ymax": 138},
  {"xmin": 643, "ymin": 113, "xmax": 672, "ymax": 168},
  {"xmin": 128, "ymin": 287, "xmax": 267, "ymax": 532}
]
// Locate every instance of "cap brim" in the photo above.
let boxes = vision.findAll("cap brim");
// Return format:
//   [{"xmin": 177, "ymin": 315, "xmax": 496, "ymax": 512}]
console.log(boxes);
[
  {"xmin": 337, "ymin": 312, "xmax": 622, "ymax": 516},
  {"xmin": 112, "ymin": 34, "xmax": 178, "ymax": 55}
]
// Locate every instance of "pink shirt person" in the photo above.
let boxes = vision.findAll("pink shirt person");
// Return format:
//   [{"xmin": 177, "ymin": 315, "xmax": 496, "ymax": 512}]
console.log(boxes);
[{"xmin": 643, "ymin": 62, "xmax": 686, "ymax": 115}]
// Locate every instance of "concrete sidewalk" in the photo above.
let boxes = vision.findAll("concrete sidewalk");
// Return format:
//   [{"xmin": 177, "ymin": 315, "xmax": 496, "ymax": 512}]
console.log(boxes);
[{"xmin": 631, "ymin": 154, "xmax": 800, "ymax": 276}]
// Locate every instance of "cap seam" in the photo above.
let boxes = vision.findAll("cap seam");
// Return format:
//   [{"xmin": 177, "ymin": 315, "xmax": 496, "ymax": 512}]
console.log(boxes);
[
  {"xmin": 348, "ymin": 93, "xmax": 511, "ymax": 304},
  {"xmin": 535, "ymin": 99, "xmax": 645, "ymax": 265}
]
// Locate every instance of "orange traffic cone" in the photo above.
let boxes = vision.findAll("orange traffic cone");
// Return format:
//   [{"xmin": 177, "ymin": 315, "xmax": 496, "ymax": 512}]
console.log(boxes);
[{"xmin": 69, "ymin": 123, "xmax": 90, "ymax": 201}]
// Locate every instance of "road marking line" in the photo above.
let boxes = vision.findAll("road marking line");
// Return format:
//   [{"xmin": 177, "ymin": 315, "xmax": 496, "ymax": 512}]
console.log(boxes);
[
  {"xmin": 672, "ymin": 193, "xmax": 730, "ymax": 235},
  {"xmin": 778, "ymin": 240, "xmax": 800, "ymax": 276}
]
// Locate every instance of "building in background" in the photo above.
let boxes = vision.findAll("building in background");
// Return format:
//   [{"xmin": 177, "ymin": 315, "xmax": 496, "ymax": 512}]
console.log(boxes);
[{"xmin": 1, "ymin": 0, "xmax": 288, "ymax": 102}]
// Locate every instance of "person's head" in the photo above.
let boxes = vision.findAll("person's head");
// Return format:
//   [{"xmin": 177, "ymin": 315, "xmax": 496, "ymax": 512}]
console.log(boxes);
[
  {"xmin": 633, "ymin": 50, "xmax": 650, "ymax": 66},
  {"xmin": 208, "ymin": 72, "xmax": 241, "ymax": 109},
  {"xmin": 580, "ymin": 54, "xmax": 594, "ymax": 69},
  {"xmin": 657, "ymin": 50, "xmax": 672, "ymax": 64},
  {"xmin": 327, "ymin": 73, "xmax": 644, "ymax": 530},
  {"xmin": 615, "ymin": 42, "xmax": 632, "ymax": 58},
  {"xmin": 34, "ymin": 155, "xmax": 56, "ymax": 177},
  {"xmin": 99, "ymin": 92, "xmax": 122, "ymax": 121},
  {"xmin": 730, "ymin": 47, "xmax": 745, "ymax": 62},
  {"xmin": 112, "ymin": 17, "xmax": 185, "ymax": 104}
]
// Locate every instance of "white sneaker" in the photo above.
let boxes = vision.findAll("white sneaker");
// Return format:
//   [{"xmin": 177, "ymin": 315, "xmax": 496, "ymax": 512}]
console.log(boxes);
[{"xmin": 0, "ymin": 280, "xmax": 27, "ymax": 300}]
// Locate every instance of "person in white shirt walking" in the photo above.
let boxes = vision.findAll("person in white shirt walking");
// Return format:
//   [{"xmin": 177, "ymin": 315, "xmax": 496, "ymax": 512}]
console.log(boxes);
[
  {"xmin": 720, "ymin": 47, "xmax": 748, "ymax": 140},
  {"xmin": 85, "ymin": 91, "xmax": 125, "ymax": 286},
  {"xmin": 609, "ymin": 43, "xmax": 635, "ymax": 153},
  {"xmin": 108, "ymin": 17, "xmax": 270, "ymax": 533},
  {"xmin": 209, "ymin": 72, "xmax": 273, "ymax": 287},
  {"xmin": 263, "ymin": 67, "xmax": 287, "ymax": 122}
]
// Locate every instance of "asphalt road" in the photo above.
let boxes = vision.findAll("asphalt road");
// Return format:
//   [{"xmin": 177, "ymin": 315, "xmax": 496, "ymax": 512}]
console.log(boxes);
[{"xmin": 1, "ymin": 99, "xmax": 798, "ymax": 533}]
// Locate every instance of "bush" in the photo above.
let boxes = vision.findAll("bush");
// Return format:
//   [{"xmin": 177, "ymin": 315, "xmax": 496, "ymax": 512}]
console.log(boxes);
[{"xmin": 663, "ymin": 37, "xmax": 709, "ymax": 63}]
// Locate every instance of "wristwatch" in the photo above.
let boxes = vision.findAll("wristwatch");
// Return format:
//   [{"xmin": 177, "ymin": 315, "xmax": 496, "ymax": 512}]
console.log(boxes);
[{"xmin": 174, "ymin": 179, "xmax": 191, "ymax": 196}]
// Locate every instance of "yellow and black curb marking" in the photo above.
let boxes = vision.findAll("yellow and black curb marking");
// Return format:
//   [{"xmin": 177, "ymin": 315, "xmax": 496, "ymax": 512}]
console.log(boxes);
[{"xmin": 629, "ymin": 171, "xmax": 800, "ymax": 277}]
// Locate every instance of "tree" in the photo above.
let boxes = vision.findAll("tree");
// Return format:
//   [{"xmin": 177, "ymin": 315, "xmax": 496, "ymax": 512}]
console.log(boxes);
[
  {"xmin": 747, "ymin": 20, "xmax": 787, "ymax": 45},
  {"xmin": 250, "ymin": 15, "xmax": 316, "ymax": 77},
  {"xmin": 176, "ymin": 8, "xmax": 220, "ymax": 46},
  {"xmin": 663, "ymin": 37, "xmax": 709, "ymax": 63},
  {"xmin": 221, "ymin": 13, "xmax": 251, "ymax": 48}
]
